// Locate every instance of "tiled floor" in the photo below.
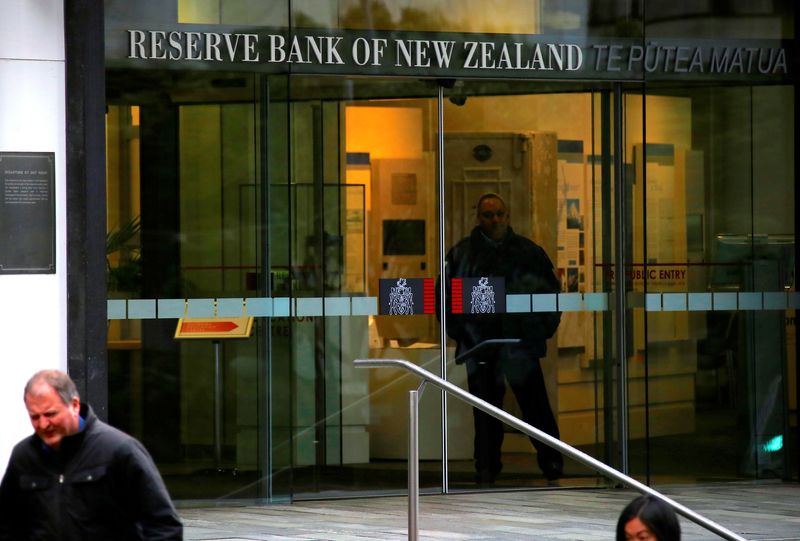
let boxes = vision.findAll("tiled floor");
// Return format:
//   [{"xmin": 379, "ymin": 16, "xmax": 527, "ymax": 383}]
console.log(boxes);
[{"xmin": 180, "ymin": 481, "xmax": 800, "ymax": 541}]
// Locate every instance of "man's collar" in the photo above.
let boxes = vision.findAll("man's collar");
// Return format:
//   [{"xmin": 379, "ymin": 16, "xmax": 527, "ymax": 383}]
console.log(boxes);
[
  {"xmin": 476, "ymin": 227, "xmax": 511, "ymax": 246},
  {"xmin": 478, "ymin": 230, "xmax": 500, "ymax": 246}
]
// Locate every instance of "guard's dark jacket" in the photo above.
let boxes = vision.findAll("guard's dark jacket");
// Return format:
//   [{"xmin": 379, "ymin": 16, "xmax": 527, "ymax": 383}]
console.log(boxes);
[
  {"xmin": 0, "ymin": 403, "xmax": 182, "ymax": 540},
  {"xmin": 443, "ymin": 225, "xmax": 561, "ymax": 363}
]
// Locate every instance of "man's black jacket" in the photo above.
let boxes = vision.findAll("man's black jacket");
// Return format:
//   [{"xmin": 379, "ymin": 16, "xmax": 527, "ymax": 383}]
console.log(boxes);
[
  {"xmin": 442, "ymin": 225, "xmax": 561, "ymax": 363},
  {"xmin": 0, "ymin": 403, "xmax": 183, "ymax": 540}
]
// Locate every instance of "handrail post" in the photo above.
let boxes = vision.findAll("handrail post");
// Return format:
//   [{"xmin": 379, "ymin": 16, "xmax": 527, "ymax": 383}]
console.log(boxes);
[{"xmin": 408, "ymin": 389, "xmax": 419, "ymax": 541}]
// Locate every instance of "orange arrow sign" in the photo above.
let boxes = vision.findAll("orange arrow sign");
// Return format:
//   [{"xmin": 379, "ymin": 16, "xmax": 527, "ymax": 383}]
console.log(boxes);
[
  {"xmin": 174, "ymin": 317, "xmax": 253, "ymax": 340},
  {"xmin": 181, "ymin": 321, "xmax": 238, "ymax": 333}
]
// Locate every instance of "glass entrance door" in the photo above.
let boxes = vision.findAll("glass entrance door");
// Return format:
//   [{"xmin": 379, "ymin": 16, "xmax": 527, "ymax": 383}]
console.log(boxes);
[
  {"xmin": 276, "ymin": 76, "xmax": 444, "ymax": 498},
  {"xmin": 106, "ymin": 73, "xmax": 627, "ymax": 500},
  {"xmin": 107, "ymin": 71, "xmax": 794, "ymax": 501},
  {"xmin": 275, "ymin": 77, "xmax": 633, "ymax": 496},
  {"xmin": 106, "ymin": 71, "xmax": 271, "ymax": 500},
  {"xmin": 630, "ymin": 84, "xmax": 796, "ymax": 484},
  {"xmin": 440, "ymin": 82, "xmax": 632, "ymax": 489},
  {"xmin": 277, "ymin": 77, "xmax": 796, "ymax": 497}
]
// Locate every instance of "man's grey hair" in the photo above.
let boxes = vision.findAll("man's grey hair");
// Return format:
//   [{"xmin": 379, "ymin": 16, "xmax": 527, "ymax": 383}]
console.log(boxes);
[{"xmin": 24, "ymin": 369, "xmax": 80, "ymax": 405}]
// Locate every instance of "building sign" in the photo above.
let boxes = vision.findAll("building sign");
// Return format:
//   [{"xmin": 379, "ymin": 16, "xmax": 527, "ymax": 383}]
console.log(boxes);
[
  {"xmin": 106, "ymin": 26, "xmax": 792, "ymax": 82},
  {"xmin": 0, "ymin": 152, "xmax": 55, "ymax": 274}
]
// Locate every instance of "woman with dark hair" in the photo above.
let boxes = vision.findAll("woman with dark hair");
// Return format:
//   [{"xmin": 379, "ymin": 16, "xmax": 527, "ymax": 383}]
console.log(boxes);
[{"xmin": 617, "ymin": 495, "xmax": 681, "ymax": 541}]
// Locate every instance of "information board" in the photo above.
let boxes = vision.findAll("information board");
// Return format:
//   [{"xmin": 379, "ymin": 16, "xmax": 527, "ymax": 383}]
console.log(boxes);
[{"xmin": 0, "ymin": 152, "xmax": 56, "ymax": 273}]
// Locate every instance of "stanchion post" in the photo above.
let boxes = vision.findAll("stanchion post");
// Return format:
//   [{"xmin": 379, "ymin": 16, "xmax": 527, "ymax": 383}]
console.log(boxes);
[
  {"xmin": 408, "ymin": 389, "xmax": 419, "ymax": 541},
  {"xmin": 213, "ymin": 340, "xmax": 222, "ymax": 469}
]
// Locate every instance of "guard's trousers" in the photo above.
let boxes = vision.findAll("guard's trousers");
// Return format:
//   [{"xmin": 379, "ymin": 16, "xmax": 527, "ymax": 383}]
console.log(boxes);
[{"xmin": 466, "ymin": 356, "xmax": 563, "ymax": 476}]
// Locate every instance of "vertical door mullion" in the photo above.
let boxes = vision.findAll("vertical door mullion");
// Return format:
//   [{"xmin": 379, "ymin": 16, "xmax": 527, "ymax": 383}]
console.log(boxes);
[
  {"xmin": 613, "ymin": 84, "xmax": 630, "ymax": 475},
  {"xmin": 437, "ymin": 84, "xmax": 449, "ymax": 493},
  {"xmin": 600, "ymin": 91, "xmax": 616, "ymax": 469},
  {"xmin": 312, "ymin": 104, "xmax": 327, "ymax": 479},
  {"xmin": 258, "ymin": 74, "xmax": 272, "ymax": 500}
]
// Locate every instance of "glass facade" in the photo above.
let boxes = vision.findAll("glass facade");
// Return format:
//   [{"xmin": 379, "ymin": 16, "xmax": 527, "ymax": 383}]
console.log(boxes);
[
  {"xmin": 103, "ymin": 1, "xmax": 796, "ymax": 502},
  {"xmin": 631, "ymin": 83, "xmax": 796, "ymax": 482}
]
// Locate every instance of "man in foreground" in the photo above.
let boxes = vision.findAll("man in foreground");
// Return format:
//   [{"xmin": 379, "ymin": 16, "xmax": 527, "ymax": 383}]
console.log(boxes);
[{"xmin": 0, "ymin": 369, "xmax": 183, "ymax": 540}]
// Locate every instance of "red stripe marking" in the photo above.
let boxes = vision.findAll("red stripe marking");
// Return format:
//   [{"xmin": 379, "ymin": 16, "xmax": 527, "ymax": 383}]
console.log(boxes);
[
  {"xmin": 423, "ymin": 279, "xmax": 435, "ymax": 314},
  {"xmin": 451, "ymin": 279, "xmax": 463, "ymax": 314}
]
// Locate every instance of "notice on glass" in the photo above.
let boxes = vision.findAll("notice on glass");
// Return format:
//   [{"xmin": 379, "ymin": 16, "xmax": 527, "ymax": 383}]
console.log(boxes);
[{"xmin": 0, "ymin": 152, "xmax": 55, "ymax": 273}]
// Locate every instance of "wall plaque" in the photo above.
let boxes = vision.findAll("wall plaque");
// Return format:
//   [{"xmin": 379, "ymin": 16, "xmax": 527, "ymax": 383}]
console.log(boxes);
[{"xmin": 0, "ymin": 152, "xmax": 56, "ymax": 273}]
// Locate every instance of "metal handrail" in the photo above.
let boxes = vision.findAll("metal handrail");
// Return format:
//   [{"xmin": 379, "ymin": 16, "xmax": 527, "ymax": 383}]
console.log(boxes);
[{"xmin": 354, "ymin": 357, "xmax": 748, "ymax": 541}]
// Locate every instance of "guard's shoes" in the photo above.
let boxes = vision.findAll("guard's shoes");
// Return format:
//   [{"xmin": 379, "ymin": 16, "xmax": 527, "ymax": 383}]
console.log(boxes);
[
  {"xmin": 474, "ymin": 468, "xmax": 499, "ymax": 485},
  {"xmin": 474, "ymin": 470, "xmax": 495, "ymax": 485},
  {"xmin": 542, "ymin": 462, "xmax": 563, "ymax": 481}
]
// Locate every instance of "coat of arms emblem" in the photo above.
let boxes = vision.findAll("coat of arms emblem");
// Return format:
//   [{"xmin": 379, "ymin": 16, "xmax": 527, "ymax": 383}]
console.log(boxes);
[
  {"xmin": 470, "ymin": 276, "xmax": 496, "ymax": 314},
  {"xmin": 388, "ymin": 278, "xmax": 414, "ymax": 315}
]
